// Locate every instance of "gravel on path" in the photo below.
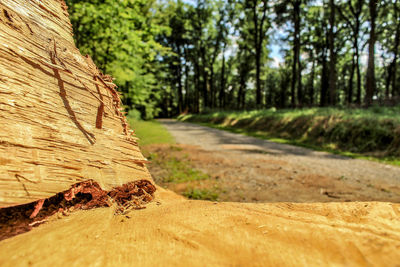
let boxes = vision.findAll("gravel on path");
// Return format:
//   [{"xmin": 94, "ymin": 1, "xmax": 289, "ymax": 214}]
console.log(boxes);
[{"xmin": 159, "ymin": 119, "xmax": 400, "ymax": 202}]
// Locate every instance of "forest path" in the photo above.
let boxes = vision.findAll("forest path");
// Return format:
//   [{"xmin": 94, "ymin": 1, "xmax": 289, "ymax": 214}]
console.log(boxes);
[{"xmin": 158, "ymin": 119, "xmax": 400, "ymax": 202}]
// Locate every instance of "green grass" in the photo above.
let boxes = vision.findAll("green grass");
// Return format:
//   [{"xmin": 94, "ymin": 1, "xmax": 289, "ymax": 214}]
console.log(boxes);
[
  {"xmin": 148, "ymin": 152, "xmax": 210, "ymax": 183},
  {"xmin": 178, "ymin": 106, "xmax": 400, "ymax": 166},
  {"xmin": 128, "ymin": 118, "xmax": 212, "ymax": 195},
  {"xmin": 185, "ymin": 106, "xmax": 400, "ymax": 122},
  {"xmin": 182, "ymin": 188, "xmax": 219, "ymax": 201},
  {"xmin": 128, "ymin": 118, "xmax": 175, "ymax": 146}
]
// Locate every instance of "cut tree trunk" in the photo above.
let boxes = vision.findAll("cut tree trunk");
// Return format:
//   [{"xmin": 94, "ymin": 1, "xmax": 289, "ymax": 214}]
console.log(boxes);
[{"xmin": 0, "ymin": 0, "xmax": 152, "ymax": 207}]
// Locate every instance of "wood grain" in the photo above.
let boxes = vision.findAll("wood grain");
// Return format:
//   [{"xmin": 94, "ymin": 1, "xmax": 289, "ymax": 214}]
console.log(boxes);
[{"xmin": 0, "ymin": 0, "xmax": 152, "ymax": 207}]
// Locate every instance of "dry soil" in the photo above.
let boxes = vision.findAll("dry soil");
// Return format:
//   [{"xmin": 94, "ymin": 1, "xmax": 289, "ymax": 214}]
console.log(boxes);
[{"xmin": 154, "ymin": 119, "xmax": 400, "ymax": 203}]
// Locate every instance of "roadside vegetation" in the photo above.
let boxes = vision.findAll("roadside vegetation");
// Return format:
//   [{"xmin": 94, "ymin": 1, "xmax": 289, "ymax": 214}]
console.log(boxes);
[
  {"xmin": 128, "ymin": 118, "xmax": 220, "ymax": 200},
  {"xmin": 179, "ymin": 106, "xmax": 400, "ymax": 166},
  {"xmin": 129, "ymin": 118, "xmax": 175, "ymax": 146}
]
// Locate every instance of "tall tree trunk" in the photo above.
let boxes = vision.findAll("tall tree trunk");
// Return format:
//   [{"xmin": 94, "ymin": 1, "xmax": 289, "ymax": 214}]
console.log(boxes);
[
  {"xmin": 386, "ymin": 62, "xmax": 394, "ymax": 99},
  {"xmin": 238, "ymin": 79, "xmax": 246, "ymax": 109},
  {"xmin": 390, "ymin": 2, "xmax": 400, "ymax": 98},
  {"xmin": 209, "ymin": 38, "xmax": 221, "ymax": 109},
  {"xmin": 320, "ymin": 51, "xmax": 328, "ymax": 107},
  {"xmin": 184, "ymin": 47, "xmax": 190, "ymax": 111},
  {"xmin": 177, "ymin": 64, "xmax": 183, "ymax": 113},
  {"xmin": 280, "ymin": 70, "xmax": 288, "ymax": 108},
  {"xmin": 328, "ymin": 0, "xmax": 337, "ymax": 106},
  {"xmin": 176, "ymin": 45, "xmax": 183, "ymax": 113},
  {"xmin": 309, "ymin": 57, "xmax": 315, "ymax": 106},
  {"xmin": 393, "ymin": 55, "xmax": 399, "ymax": 98},
  {"xmin": 291, "ymin": 1, "xmax": 301, "ymax": 107},
  {"xmin": 348, "ymin": 54, "xmax": 355, "ymax": 104},
  {"xmin": 209, "ymin": 68, "xmax": 215, "ymax": 108},
  {"xmin": 354, "ymin": 23, "xmax": 361, "ymax": 105},
  {"xmin": 219, "ymin": 43, "xmax": 226, "ymax": 108},
  {"xmin": 352, "ymin": 1, "xmax": 362, "ymax": 105},
  {"xmin": 355, "ymin": 47, "xmax": 361, "ymax": 105},
  {"xmin": 252, "ymin": 0, "xmax": 268, "ymax": 107},
  {"xmin": 194, "ymin": 57, "xmax": 200, "ymax": 113},
  {"xmin": 350, "ymin": 25, "xmax": 361, "ymax": 105},
  {"xmin": 255, "ymin": 49, "xmax": 262, "ymax": 107},
  {"xmin": 291, "ymin": 50, "xmax": 297, "ymax": 108},
  {"xmin": 365, "ymin": 0, "xmax": 377, "ymax": 107},
  {"xmin": 200, "ymin": 46, "xmax": 208, "ymax": 108}
]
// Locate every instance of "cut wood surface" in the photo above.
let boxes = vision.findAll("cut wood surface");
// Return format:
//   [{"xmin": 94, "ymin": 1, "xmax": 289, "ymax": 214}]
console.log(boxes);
[
  {"xmin": 1, "ymin": 189, "xmax": 400, "ymax": 266},
  {"xmin": 0, "ymin": 0, "xmax": 151, "ymax": 207}
]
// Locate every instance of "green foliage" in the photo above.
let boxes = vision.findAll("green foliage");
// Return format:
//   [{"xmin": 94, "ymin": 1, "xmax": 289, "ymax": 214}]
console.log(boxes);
[
  {"xmin": 127, "ymin": 109, "xmax": 142, "ymax": 120},
  {"xmin": 180, "ymin": 106, "xmax": 400, "ymax": 122},
  {"xmin": 182, "ymin": 188, "xmax": 219, "ymax": 201},
  {"xmin": 127, "ymin": 118, "xmax": 175, "ymax": 146},
  {"xmin": 65, "ymin": 0, "xmax": 171, "ymax": 119},
  {"xmin": 66, "ymin": 0, "xmax": 400, "ymax": 117}
]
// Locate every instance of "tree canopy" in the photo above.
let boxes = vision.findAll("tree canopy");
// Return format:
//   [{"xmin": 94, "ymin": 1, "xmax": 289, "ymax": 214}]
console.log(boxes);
[{"xmin": 66, "ymin": 0, "xmax": 400, "ymax": 118}]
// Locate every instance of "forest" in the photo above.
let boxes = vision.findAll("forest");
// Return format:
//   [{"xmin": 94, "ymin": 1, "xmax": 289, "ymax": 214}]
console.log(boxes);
[{"xmin": 65, "ymin": 0, "xmax": 400, "ymax": 119}]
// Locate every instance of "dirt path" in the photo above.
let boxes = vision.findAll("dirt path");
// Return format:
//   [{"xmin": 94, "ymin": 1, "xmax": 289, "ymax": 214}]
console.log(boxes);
[{"xmin": 158, "ymin": 119, "xmax": 400, "ymax": 203}]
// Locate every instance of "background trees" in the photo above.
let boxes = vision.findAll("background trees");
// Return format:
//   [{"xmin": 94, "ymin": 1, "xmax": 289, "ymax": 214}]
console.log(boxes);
[{"xmin": 66, "ymin": 0, "xmax": 400, "ymax": 118}]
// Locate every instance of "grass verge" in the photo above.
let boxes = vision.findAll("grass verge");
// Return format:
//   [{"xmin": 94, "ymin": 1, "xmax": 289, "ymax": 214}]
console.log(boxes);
[
  {"xmin": 128, "ymin": 118, "xmax": 219, "ymax": 200},
  {"xmin": 128, "ymin": 119, "xmax": 175, "ymax": 146},
  {"xmin": 183, "ymin": 188, "xmax": 219, "ymax": 201},
  {"xmin": 178, "ymin": 107, "xmax": 400, "ymax": 167},
  {"xmin": 147, "ymin": 152, "xmax": 209, "ymax": 183}
]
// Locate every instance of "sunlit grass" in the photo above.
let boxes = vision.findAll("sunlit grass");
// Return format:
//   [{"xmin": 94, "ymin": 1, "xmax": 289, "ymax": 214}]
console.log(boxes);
[
  {"xmin": 179, "ymin": 106, "xmax": 400, "ymax": 167},
  {"xmin": 183, "ymin": 188, "xmax": 219, "ymax": 201},
  {"xmin": 128, "ymin": 118, "xmax": 175, "ymax": 146},
  {"xmin": 148, "ymin": 152, "xmax": 209, "ymax": 183},
  {"xmin": 180, "ymin": 106, "xmax": 400, "ymax": 122}
]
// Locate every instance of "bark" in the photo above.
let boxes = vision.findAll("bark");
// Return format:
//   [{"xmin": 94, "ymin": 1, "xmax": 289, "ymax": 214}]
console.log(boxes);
[
  {"xmin": 184, "ymin": 47, "xmax": 190, "ymax": 111},
  {"xmin": 291, "ymin": 1, "xmax": 301, "ymax": 107},
  {"xmin": 328, "ymin": 0, "xmax": 337, "ymax": 105},
  {"xmin": 194, "ymin": 56, "xmax": 200, "ymax": 113},
  {"xmin": 348, "ymin": 54, "xmax": 355, "ymax": 104},
  {"xmin": 365, "ymin": 0, "xmax": 377, "ymax": 107},
  {"xmin": 280, "ymin": 71, "xmax": 288, "ymax": 108},
  {"xmin": 176, "ymin": 45, "xmax": 183, "ymax": 113},
  {"xmin": 200, "ymin": 46, "xmax": 209, "ymax": 109},
  {"xmin": 354, "ymin": 10, "xmax": 362, "ymax": 105},
  {"xmin": 251, "ymin": 0, "xmax": 268, "ymax": 107},
  {"xmin": 219, "ymin": 43, "xmax": 226, "ymax": 108},
  {"xmin": 309, "ymin": 56, "xmax": 315, "ymax": 106},
  {"xmin": 337, "ymin": 0, "xmax": 363, "ymax": 105},
  {"xmin": 320, "ymin": 51, "xmax": 329, "ymax": 107},
  {"xmin": 387, "ymin": 1, "xmax": 400, "ymax": 99}
]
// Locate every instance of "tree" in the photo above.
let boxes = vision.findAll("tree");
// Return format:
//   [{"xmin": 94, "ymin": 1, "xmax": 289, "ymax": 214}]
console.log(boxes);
[
  {"xmin": 246, "ymin": 0, "xmax": 270, "ymax": 107},
  {"xmin": 66, "ymin": 0, "xmax": 170, "ymax": 119},
  {"xmin": 365, "ymin": 0, "xmax": 378, "ymax": 107},
  {"xmin": 337, "ymin": 0, "xmax": 365, "ymax": 105},
  {"xmin": 381, "ymin": 0, "xmax": 400, "ymax": 101},
  {"xmin": 328, "ymin": 0, "xmax": 337, "ymax": 105},
  {"xmin": 275, "ymin": 0, "xmax": 305, "ymax": 107}
]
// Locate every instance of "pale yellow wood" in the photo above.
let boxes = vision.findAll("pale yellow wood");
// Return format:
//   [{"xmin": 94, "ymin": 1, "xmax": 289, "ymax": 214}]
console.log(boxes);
[{"xmin": 0, "ymin": 0, "xmax": 152, "ymax": 207}]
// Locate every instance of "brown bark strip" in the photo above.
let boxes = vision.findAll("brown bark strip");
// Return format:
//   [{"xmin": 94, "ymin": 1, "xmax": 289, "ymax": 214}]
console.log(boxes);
[{"xmin": 0, "ymin": 179, "xmax": 156, "ymax": 241}]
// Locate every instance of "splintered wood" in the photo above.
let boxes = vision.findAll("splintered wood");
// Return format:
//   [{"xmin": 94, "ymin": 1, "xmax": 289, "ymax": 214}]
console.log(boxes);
[
  {"xmin": 0, "ymin": 179, "xmax": 156, "ymax": 241},
  {"xmin": 0, "ymin": 0, "xmax": 152, "ymax": 207}
]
